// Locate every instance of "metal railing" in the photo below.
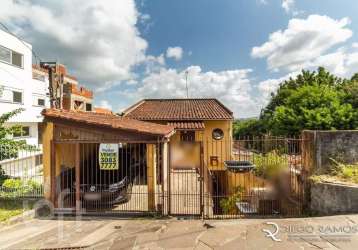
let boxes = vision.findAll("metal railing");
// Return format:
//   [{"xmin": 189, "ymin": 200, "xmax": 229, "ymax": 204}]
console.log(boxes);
[
  {"xmin": 0, "ymin": 144, "xmax": 44, "ymax": 199},
  {"xmin": 203, "ymin": 136, "xmax": 308, "ymax": 218}
]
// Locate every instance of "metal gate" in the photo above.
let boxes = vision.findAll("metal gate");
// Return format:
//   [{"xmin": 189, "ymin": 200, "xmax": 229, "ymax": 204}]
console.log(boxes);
[
  {"xmin": 55, "ymin": 142, "xmax": 163, "ymax": 215},
  {"xmin": 164, "ymin": 137, "xmax": 309, "ymax": 219},
  {"xmin": 204, "ymin": 137, "xmax": 308, "ymax": 219},
  {"xmin": 169, "ymin": 141, "xmax": 204, "ymax": 216}
]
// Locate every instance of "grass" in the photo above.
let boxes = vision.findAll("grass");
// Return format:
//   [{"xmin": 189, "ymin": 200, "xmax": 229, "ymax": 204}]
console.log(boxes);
[
  {"xmin": 311, "ymin": 159, "xmax": 358, "ymax": 185},
  {"xmin": 0, "ymin": 200, "xmax": 28, "ymax": 222}
]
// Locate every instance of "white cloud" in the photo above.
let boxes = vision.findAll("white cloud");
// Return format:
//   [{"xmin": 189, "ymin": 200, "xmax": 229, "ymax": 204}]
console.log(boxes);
[
  {"xmin": 258, "ymin": 72, "xmax": 299, "ymax": 103},
  {"xmin": 251, "ymin": 15, "xmax": 353, "ymax": 72},
  {"xmin": 0, "ymin": 0, "xmax": 148, "ymax": 90},
  {"xmin": 352, "ymin": 43, "xmax": 358, "ymax": 49},
  {"xmin": 98, "ymin": 100, "xmax": 113, "ymax": 110},
  {"xmin": 282, "ymin": 0, "xmax": 295, "ymax": 13},
  {"xmin": 120, "ymin": 66, "xmax": 259, "ymax": 118},
  {"xmin": 166, "ymin": 46, "xmax": 184, "ymax": 61}
]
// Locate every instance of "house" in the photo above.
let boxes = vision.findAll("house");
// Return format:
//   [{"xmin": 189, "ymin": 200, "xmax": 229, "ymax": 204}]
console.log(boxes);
[
  {"xmin": 41, "ymin": 99, "xmax": 237, "ymax": 215},
  {"xmin": 0, "ymin": 29, "xmax": 50, "ymax": 146},
  {"xmin": 123, "ymin": 98, "xmax": 233, "ymax": 169},
  {"xmin": 123, "ymin": 99, "xmax": 236, "ymax": 215},
  {"xmin": 41, "ymin": 99, "xmax": 305, "ymax": 217}
]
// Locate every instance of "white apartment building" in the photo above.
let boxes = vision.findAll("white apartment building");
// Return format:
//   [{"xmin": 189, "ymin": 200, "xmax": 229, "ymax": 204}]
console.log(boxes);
[{"xmin": 0, "ymin": 29, "xmax": 49, "ymax": 147}]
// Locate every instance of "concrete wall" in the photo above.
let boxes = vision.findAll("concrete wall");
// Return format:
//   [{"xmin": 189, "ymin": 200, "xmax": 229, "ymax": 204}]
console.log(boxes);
[
  {"xmin": 311, "ymin": 182, "xmax": 358, "ymax": 214},
  {"xmin": 302, "ymin": 130, "xmax": 358, "ymax": 174}
]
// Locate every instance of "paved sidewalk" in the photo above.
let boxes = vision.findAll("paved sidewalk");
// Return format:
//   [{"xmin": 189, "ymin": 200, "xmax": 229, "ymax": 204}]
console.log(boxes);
[{"xmin": 0, "ymin": 214, "xmax": 358, "ymax": 249}]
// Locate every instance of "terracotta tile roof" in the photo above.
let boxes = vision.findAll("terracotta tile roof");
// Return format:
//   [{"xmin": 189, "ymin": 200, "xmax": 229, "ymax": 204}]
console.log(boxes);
[
  {"xmin": 168, "ymin": 121, "xmax": 205, "ymax": 130},
  {"xmin": 94, "ymin": 107, "xmax": 113, "ymax": 114},
  {"xmin": 42, "ymin": 109, "xmax": 174, "ymax": 137},
  {"xmin": 123, "ymin": 99, "xmax": 233, "ymax": 121}
]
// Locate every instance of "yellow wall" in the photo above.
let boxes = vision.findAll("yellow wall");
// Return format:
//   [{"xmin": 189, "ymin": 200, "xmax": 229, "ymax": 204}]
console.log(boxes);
[
  {"xmin": 167, "ymin": 120, "xmax": 268, "ymax": 196},
  {"xmin": 168, "ymin": 120, "xmax": 232, "ymax": 171},
  {"xmin": 202, "ymin": 120, "xmax": 232, "ymax": 171}
]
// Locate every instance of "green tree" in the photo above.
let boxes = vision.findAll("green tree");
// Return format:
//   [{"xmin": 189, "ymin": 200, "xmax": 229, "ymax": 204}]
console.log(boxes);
[
  {"xmin": 0, "ymin": 108, "xmax": 35, "ymax": 161},
  {"xmin": 258, "ymin": 67, "xmax": 358, "ymax": 136},
  {"xmin": 233, "ymin": 118, "xmax": 264, "ymax": 139},
  {"xmin": 270, "ymin": 84, "xmax": 356, "ymax": 136}
]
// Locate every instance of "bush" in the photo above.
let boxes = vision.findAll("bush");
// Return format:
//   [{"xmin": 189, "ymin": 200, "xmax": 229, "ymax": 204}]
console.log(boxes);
[
  {"xmin": 252, "ymin": 151, "xmax": 287, "ymax": 179},
  {"xmin": 1, "ymin": 179, "xmax": 42, "ymax": 198},
  {"xmin": 329, "ymin": 158, "xmax": 358, "ymax": 184},
  {"xmin": 220, "ymin": 186, "xmax": 245, "ymax": 214}
]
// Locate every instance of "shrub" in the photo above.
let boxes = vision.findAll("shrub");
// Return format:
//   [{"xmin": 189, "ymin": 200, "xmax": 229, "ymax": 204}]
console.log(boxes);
[
  {"xmin": 329, "ymin": 158, "xmax": 358, "ymax": 184},
  {"xmin": 252, "ymin": 151, "xmax": 288, "ymax": 179},
  {"xmin": 1, "ymin": 178, "xmax": 42, "ymax": 198},
  {"xmin": 220, "ymin": 186, "xmax": 245, "ymax": 214}
]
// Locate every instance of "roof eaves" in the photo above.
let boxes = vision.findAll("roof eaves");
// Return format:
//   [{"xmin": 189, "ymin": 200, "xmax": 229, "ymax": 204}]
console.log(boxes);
[{"xmin": 121, "ymin": 99, "xmax": 146, "ymax": 117}]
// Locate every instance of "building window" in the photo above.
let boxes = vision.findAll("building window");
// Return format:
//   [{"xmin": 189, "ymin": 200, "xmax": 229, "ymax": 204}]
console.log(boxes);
[
  {"xmin": 180, "ymin": 131, "xmax": 195, "ymax": 142},
  {"xmin": 12, "ymin": 51, "xmax": 23, "ymax": 68},
  {"xmin": 86, "ymin": 103, "xmax": 92, "ymax": 111},
  {"xmin": 12, "ymin": 91, "xmax": 23, "ymax": 103},
  {"xmin": 0, "ymin": 45, "xmax": 23, "ymax": 68},
  {"xmin": 13, "ymin": 126, "xmax": 30, "ymax": 138},
  {"xmin": 0, "ymin": 46, "xmax": 11, "ymax": 64},
  {"xmin": 74, "ymin": 100, "xmax": 84, "ymax": 110},
  {"xmin": 37, "ymin": 98, "xmax": 45, "ymax": 106},
  {"xmin": 212, "ymin": 128, "xmax": 224, "ymax": 140}
]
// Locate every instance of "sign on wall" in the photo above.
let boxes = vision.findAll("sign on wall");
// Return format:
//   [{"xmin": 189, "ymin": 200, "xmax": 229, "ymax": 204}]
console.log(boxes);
[{"xmin": 99, "ymin": 144, "xmax": 119, "ymax": 170}]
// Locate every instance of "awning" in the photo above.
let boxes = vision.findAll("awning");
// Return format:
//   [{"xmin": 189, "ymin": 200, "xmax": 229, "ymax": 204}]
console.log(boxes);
[{"xmin": 167, "ymin": 121, "xmax": 205, "ymax": 130}]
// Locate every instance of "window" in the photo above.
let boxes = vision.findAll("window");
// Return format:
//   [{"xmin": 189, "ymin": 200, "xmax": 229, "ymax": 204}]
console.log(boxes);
[
  {"xmin": 0, "ymin": 46, "xmax": 11, "ymax": 63},
  {"xmin": 212, "ymin": 128, "xmax": 224, "ymax": 140},
  {"xmin": 180, "ymin": 131, "xmax": 195, "ymax": 142},
  {"xmin": 86, "ymin": 103, "xmax": 92, "ymax": 111},
  {"xmin": 0, "ymin": 46, "xmax": 23, "ymax": 68},
  {"xmin": 12, "ymin": 91, "xmax": 22, "ymax": 103},
  {"xmin": 37, "ymin": 98, "xmax": 45, "ymax": 106},
  {"xmin": 13, "ymin": 126, "xmax": 30, "ymax": 138},
  {"xmin": 74, "ymin": 100, "xmax": 84, "ymax": 110},
  {"xmin": 12, "ymin": 51, "xmax": 23, "ymax": 67}
]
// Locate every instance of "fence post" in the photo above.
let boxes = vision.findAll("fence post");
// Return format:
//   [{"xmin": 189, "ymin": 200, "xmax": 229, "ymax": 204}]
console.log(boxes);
[
  {"xmin": 75, "ymin": 143, "xmax": 81, "ymax": 212},
  {"xmin": 147, "ymin": 144, "xmax": 156, "ymax": 212}
]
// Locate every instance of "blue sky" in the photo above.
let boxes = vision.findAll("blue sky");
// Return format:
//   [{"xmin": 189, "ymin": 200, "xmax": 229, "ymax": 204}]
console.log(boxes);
[{"xmin": 1, "ymin": 0, "xmax": 358, "ymax": 117}]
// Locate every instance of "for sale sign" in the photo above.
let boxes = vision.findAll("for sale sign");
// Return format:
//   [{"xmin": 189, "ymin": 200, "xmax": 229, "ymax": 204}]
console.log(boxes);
[{"xmin": 99, "ymin": 144, "xmax": 119, "ymax": 170}]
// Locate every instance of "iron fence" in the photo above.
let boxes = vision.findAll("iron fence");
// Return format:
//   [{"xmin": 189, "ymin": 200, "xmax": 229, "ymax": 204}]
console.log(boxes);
[
  {"xmin": 0, "ymin": 144, "xmax": 44, "ymax": 199},
  {"xmin": 55, "ymin": 142, "xmax": 164, "ymax": 215},
  {"xmin": 203, "ymin": 136, "xmax": 308, "ymax": 219},
  {"xmin": 0, "ymin": 136, "xmax": 310, "ymax": 219}
]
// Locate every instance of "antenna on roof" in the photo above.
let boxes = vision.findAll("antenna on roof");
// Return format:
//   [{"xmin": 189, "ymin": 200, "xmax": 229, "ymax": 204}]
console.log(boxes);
[{"xmin": 185, "ymin": 70, "xmax": 189, "ymax": 98}]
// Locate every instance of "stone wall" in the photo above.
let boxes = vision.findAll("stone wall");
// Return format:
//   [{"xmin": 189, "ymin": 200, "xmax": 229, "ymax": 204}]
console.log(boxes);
[
  {"xmin": 311, "ymin": 182, "xmax": 358, "ymax": 214},
  {"xmin": 302, "ymin": 130, "xmax": 358, "ymax": 174}
]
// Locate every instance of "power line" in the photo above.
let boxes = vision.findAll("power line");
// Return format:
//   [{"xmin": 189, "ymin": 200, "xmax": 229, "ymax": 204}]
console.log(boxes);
[{"xmin": 0, "ymin": 22, "xmax": 42, "ymax": 65}]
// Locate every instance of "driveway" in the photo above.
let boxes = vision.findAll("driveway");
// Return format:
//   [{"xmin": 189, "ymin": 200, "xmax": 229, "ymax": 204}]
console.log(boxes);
[{"xmin": 1, "ymin": 215, "xmax": 358, "ymax": 249}]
